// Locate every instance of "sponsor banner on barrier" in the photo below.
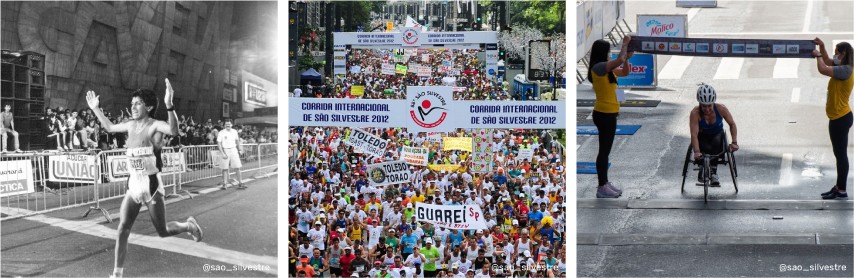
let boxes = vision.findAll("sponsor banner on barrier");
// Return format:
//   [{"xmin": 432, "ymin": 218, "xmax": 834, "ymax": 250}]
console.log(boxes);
[
  {"xmin": 637, "ymin": 15, "xmax": 687, "ymax": 38},
  {"xmin": 416, "ymin": 203, "xmax": 488, "ymax": 230},
  {"xmin": 107, "ymin": 156, "xmax": 130, "ymax": 181},
  {"xmin": 368, "ymin": 161, "xmax": 410, "ymax": 186},
  {"xmin": 428, "ymin": 164, "xmax": 462, "ymax": 172},
  {"xmin": 402, "ymin": 146, "xmax": 428, "ymax": 166},
  {"xmin": 443, "ymin": 137, "xmax": 473, "ymax": 152},
  {"xmin": 288, "ymin": 87, "xmax": 566, "ymax": 130},
  {"xmin": 0, "ymin": 160, "xmax": 35, "ymax": 197},
  {"xmin": 611, "ymin": 52, "xmax": 656, "ymax": 88},
  {"xmin": 628, "ymin": 36, "xmax": 815, "ymax": 58},
  {"xmin": 471, "ymin": 128, "xmax": 493, "ymax": 173},
  {"xmin": 161, "ymin": 152, "xmax": 186, "ymax": 174},
  {"xmin": 516, "ymin": 148, "xmax": 534, "ymax": 162},
  {"xmin": 49, "ymin": 154, "xmax": 97, "ymax": 183},
  {"xmin": 209, "ymin": 150, "xmax": 223, "ymax": 168},
  {"xmin": 382, "ymin": 63, "xmax": 395, "ymax": 75},
  {"xmin": 345, "ymin": 129, "xmax": 389, "ymax": 158}
]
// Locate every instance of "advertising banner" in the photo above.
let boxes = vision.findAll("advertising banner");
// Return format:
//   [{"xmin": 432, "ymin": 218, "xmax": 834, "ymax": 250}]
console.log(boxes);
[
  {"xmin": 382, "ymin": 63, "xmax": 395, "ymax": 75},
  {"xmin": 611, "ymin": 52, "xmax": 656, "ymax": 88},
  {"xmin": 416, "ymin": 203, "xmax": 488, "ymax": 230},
  {"xmin": 637, "ymin": 15, "xmax": 688, "ymax": 38},
  {"xmin": 402, "ymin": 146, "xmax": 428, "ymax": 166},
  {"xmin": 48, "ymin": 154, "xmax": 97, "ymax": 183},
  {"xmin": 345, "ymin": 129, "xmax": 389, "ymax": 158},
  {"xmin": 443, "ymin": 137, "xmax": 473, "ymax": 152},
  {"xmin": 628, "ymin": 36, "xmax": 816, "ymax": 58},
  {"xmin": 107, "ymin": 156, "xmax": 130, "ymax": 181},
  {"xmin": 334, "ymin": 51, "xmax": 347, "ymax": 75},
  {"xmin": 161, "ymin": 152, "xmax": 186, "ymax": 174},
  {"xmin": 471, "ymin": 128, "xmax": 493, "ymax": 173},
  {"xmin": 244, "ymin": 82, "xmax": 268, "ymax": 106},
  {"xmin": 367, "ymin": 161, "xmax": 410, "ymax": 186},
  {"xmin": 333, "ymin": 31, "xmax": 498, "ymax": 47},
  {"xmin": 0, "ymin": 160, "xmax": 34, "ymax": 197},
  {"xmin": 289, "ymin": 86, "xmax": 566, "ymax": 130}
]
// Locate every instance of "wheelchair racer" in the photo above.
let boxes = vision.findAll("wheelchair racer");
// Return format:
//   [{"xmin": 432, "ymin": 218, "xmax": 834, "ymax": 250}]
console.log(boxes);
[{"xmin": 689, "ymin": 83, "xmax": 739, "ymax": 186}]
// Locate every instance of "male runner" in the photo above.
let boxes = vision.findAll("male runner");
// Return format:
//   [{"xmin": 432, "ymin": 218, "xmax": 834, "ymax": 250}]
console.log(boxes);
[{"xmin": 87, "ymin": 79, "xmax": 203, "ymax": 278}]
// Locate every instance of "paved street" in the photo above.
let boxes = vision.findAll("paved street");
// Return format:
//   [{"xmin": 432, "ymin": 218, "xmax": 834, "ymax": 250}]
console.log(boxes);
[
  {"xmin": 577, "ymin": 1, "xmax": 854, "ymax": 277},
  {"xmin": 1, "ymin": 173, "xmax": 278, "ymax": 277}
]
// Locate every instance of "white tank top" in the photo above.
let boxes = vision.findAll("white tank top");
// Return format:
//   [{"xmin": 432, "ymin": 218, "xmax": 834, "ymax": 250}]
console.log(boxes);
[
  {"xmin": 516, "ymin": 239, "xmax": 530, "ymax": 254},
  {"xmin": 449, "ymin": 253, "xmax": 462, "ymax": 266},
  {"xmin": 466, "ymin": 247, "xmax": 479, "ymax": 261}
]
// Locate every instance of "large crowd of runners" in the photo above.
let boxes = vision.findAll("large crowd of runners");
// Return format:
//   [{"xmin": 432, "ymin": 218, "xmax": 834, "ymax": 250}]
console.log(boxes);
[{"xmin": 289, "ymin": 46, "xmax": 567, "ymax": 278}]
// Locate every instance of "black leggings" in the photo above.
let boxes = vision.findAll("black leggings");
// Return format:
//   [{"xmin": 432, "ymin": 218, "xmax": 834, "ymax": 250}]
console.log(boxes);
[
  {"xmin": 593, "ymin": 111, "xmax": 618, "ymax": 186},
  {"xmin": 829, "ymin": 112, "xmax": 852, "ymax": 191}
]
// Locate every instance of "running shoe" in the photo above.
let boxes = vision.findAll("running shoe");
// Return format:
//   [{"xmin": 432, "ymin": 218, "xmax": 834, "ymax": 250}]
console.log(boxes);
[
  {"xmin": 604, "ymin": 182, "xmax": 622, "ymax": 195},
  {"xmin": 596, "ymin": 185, "xmax": 620, "ymax": 198},
  {"xmin": 236, "ymin": 183, "xmax": 248, "ymax": 190},
  {"xmin": 187, "ymin": 216, "xmax": 203, "ymax": 242},
  {"xmin": 821, "ymin": 191, "xmax": 848, "ymax": 200},
  {"xmin": 821, "ymin": 186, "xmax": 839, "ymax": 197},
  {"xmin": 710, "ymin": 174, "xmax": 720, "ymax": 187}
]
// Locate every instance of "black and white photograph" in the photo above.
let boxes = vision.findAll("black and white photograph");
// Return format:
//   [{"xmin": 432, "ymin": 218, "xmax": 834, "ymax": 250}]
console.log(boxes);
[{"xmin": 1, "ymin": 1, "xmax": 279, "ymax": 277}]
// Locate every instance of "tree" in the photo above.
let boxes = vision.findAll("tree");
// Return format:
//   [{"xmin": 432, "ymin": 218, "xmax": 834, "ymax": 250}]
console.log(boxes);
[
  {"xmin": 498, "ymin": 25, "xmax": 544, "ymax": 63},
  {"xmin": 508, "ymin": 0, "xmax": 566, "ymax": 35}
]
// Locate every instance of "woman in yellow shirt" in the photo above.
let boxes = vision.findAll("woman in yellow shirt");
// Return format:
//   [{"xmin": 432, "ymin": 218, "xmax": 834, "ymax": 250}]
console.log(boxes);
[
  {"xmin": 587, "ymin": 36, "xmax": 633, "ymax": 198},
  {"xmin": 813, "ymin": 38, "xmax": 853, "ymax": 200}
]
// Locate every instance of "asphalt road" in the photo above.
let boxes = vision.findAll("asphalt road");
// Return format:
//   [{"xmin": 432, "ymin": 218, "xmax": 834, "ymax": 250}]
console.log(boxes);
[
  {"xmin": 577, "ymin": 1, "xmax": 854, "ymax": 277},
  {"xmin": 1, "ymin": 174, "xmax": 278, "ymax": 277}
]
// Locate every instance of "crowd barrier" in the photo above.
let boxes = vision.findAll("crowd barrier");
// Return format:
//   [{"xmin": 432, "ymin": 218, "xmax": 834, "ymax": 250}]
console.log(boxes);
[{"xmin": 1, "ymin": 143, "xmax": 277, "ymax": 222}]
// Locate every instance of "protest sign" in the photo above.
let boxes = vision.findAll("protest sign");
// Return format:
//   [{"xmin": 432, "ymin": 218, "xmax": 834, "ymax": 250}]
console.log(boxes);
[
  {"xmin": 471, "ymin": 128, "xmax": 493, "ymax": 173},
  {"xmin": 368, "ymin": 161, "xmax": 411, "ymax": 186},
  {"xmin": 443, "ymin": 137, "xmax": 473, "ymax": 152},
  {"xmin": 402, "ymin": 146, "xmax": 428, "ymax": 166},
  {"xmin": 345, "ymin": 129, "xmax": 389, "ymax": 158},
  {"xmin": 416, "ymin": 203, "xmax": 488, "ymax": 230}
]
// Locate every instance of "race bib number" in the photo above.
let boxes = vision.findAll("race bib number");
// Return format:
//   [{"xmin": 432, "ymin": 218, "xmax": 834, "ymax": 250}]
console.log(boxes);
[
  {"xmin": 129, "ymin": 157, "xmax": 145, "ymax": 171},
  {"xmin": 356, "ymin": 266, "xmax": 365, "ymax": 272}
]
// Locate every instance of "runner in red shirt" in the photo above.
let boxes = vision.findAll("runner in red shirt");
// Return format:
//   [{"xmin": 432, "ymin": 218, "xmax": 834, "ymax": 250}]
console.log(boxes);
[{"xmin": 339, "ymin": 246, "xmax": 356, "ymax": 277}]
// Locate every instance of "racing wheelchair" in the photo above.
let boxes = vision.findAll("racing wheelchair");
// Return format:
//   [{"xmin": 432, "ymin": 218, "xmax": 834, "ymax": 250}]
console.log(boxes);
[{"xmin": 680, "ymin": 130, "xmax": 738, "ymax": 203}]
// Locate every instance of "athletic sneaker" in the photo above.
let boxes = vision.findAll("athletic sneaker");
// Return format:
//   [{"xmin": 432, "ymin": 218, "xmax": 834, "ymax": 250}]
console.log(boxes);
[
  {"xmin": 236, "ymin": 183, "xmax": 248, "ymax": 190},
  {"xmin": 187, "ymin": 216, "xmax": 203, "ymax": 242},
  {"xmin": 604, "ymin": 182, "xmax": 622, "ymax": 195},
  {"xmin": 821, "ymin": 191, "xmax": 848, "ymax": 200},
  {"xmin": 710, "ymin": 174, "xmax": 720, "ymax": 187},
  {"xmin": 821, "ymin": 186, "xmax": 839, "ymax": 197},
  {"xmin": 596, "ymin": 185, "xmax": 620, "ymax": 198}
]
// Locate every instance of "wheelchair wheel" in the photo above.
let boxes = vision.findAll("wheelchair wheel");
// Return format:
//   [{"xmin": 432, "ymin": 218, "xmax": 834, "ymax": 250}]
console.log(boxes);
[
  {"xmin": 728, "ymin": 151, "xmax": 739, "ymax": 193},
  {"xmin": 703, "ymin": 157, "xmax": 710, "ymax": 203},
  {"xmin": 681, "ymin": 146, "xmax": 691, "ymax": 192}
]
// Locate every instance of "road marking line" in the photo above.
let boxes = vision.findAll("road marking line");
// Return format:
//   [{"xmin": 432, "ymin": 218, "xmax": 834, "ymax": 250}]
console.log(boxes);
[
  {"xmin": 659, "ymin": 56, "xmax": 694, "ymax": 80},
  {"xmin": 692, "ymin": 32, "xmax": 852, "ymax": 36},
  {"xmin": 687, "ymin": 8, "xmax": 700, "ymax": 22},
  {"xmin": 803, "ymin": 0, "xmax": 814, "ymax": 33},
  {"xmin": 773, "ymin": 58, "xmax": 800, "ymax": 79},
  {"xmin": 713, "ymin": 58, "xmax": 744, "ymax": 80},
  {"xmin": 24, "ymin": 213, "xmax": 278, "ymax": 275},
  {"xmin": 791, "ymin": 88, "xmax": 801, "ymax": 103},
  {"xmin": 780, "ymin": 153, "xmax": 793, "ymax": 185}
]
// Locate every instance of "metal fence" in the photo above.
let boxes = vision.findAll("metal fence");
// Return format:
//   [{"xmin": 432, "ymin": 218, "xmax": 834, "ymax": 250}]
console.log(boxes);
[{"xmin": 1, "ymin": 143, "xmax": 277, "ymax": 222}]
